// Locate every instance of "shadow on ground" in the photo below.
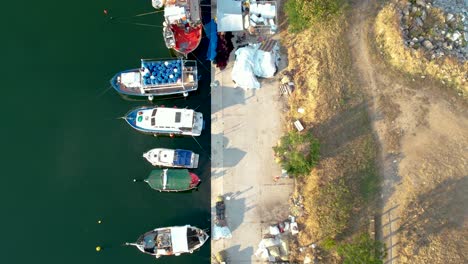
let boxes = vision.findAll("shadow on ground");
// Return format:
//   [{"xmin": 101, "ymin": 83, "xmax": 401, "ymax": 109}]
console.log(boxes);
[{"xmin": 398, "ymin": 176, "xmax": 468, "ymax": 256}]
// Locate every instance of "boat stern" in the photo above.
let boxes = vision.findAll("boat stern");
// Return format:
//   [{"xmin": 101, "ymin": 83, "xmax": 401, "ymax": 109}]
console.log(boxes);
[
  {"xmin": 192, "ymin": 112, "xmax": 204, "ymax": 136},
  {"xmin": 189, "ymin": 172, "xmax": 201, "ymax": 188}
]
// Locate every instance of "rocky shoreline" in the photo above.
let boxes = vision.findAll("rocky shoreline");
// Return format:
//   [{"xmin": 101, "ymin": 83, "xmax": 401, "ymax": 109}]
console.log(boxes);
[{"xmin": 398, "ymin": 0, "xmax": 468, "ymax": 61}]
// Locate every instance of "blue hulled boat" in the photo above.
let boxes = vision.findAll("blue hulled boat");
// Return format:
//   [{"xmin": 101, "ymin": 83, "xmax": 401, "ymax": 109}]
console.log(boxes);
[
  {"xmin": 123, "ymin": 106, "xmax": 204, "ymax": 137},
  {"xmin": 111, "ymin": 59, "xmax": 198, "ymax": 99}
]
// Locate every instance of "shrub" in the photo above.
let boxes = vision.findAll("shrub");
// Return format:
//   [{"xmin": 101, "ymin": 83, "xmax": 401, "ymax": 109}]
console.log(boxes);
[
  {"xmin": 284, "ymin": 0, "xmax": 343, "ymax": 32},
  {"xmin": 337, "ymin": 233, "xmax": 386, "ymax": 264},
  {"xmin": 273, "ymin": 131, "xmax": 320, "ymax": 177}
]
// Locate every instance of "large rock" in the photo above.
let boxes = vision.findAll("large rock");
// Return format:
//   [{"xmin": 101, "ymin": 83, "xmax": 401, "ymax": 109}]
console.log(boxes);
[
  {"xmin": 416, "ymin": 0, "xmax": 426, "ymax": 7},
  {"xmin": 423, "ymin": 40, "xmax": 434, "ymax": 50},
  {"xmin": 415, "ymin": 17, "xmax": 424, "ymax": 27},
  {"xmin": 450, "ymin": 31, "xmax": 462, "ymax": 41},
  {"xmin": 446, "ymin": 13, "xmax": 454, "ymax": 22}
]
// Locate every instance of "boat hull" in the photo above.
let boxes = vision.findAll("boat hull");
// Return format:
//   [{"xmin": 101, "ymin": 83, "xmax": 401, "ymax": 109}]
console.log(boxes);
[
  {"xmin": 167, "ymin": 24, "xmax": 203, "ymax": 55},
  {"xmin": 143, "ymin": 148, "xmax": 200, "ymax": 168},
  {"xmin": 145, "ymin": 169, "xmax": 201, "ymax": 192},
  {"xmin": 129, "ymin": 225, "xmax": 209, "ymax": 258},
  {"xmin": 123, "ymin": 106, "xmax": 203, "ymax": 137},
  {"xmin": 110, "ymin": 59, "xmax": 198, "ymax": 97}
]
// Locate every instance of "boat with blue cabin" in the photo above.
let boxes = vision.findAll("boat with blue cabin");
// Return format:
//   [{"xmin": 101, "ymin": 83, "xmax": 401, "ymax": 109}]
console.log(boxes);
[
  {"xmin": 123, "ymin": 106, "xmax": 204, "ymax": 136},
  {"xmin": 111, "ymin": 59, "xmax": 198, "ymax": 99},
  {"xmin": 143, "ymin": 148, "xmax": 199, "ymax": 168}
]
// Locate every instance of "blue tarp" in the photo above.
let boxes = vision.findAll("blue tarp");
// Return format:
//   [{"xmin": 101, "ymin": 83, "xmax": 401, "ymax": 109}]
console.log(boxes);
[
  {"xmin": 174, "ymin": 150, "xmax": 193, "ymax": 166},
  {"xmin": 205, "ymin": 19, "xmax": 218, "ymax": 61}
]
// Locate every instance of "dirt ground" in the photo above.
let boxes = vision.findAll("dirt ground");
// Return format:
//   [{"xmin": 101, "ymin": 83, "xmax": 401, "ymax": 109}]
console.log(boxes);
[{"xmin": 347, "ymin": 0, "xmax": 468, "ymax": 263}]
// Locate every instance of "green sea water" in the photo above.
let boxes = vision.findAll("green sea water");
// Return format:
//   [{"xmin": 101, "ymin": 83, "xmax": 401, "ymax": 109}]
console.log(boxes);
[{"xmin": 0, "ymin": 0, "xmax": 211, "ymax": 263}]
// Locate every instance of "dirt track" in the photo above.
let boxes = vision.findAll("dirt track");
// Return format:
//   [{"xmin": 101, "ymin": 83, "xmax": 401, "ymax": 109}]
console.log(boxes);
[{"xmin": 347, "ymin": 0, "xmax": 468, "ymax": 263}]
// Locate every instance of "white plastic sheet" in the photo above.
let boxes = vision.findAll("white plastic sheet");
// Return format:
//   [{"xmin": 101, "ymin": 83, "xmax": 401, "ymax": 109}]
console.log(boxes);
[
  {"xmin": 231, "ymin": 46, "xmax": 260, "ymax": 89},
  {"xmin": 212, "ymin": 225, "xmax": 232, "ymax": 240},
  {"xmin": 231, "ymin": 43, "xmax": 279, "ymax": 89}
]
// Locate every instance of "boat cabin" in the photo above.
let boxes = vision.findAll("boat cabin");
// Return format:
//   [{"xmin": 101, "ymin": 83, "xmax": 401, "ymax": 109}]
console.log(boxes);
[{"xmin": 135, "ymin": 107, "xmax": 202, "ymax": 135}]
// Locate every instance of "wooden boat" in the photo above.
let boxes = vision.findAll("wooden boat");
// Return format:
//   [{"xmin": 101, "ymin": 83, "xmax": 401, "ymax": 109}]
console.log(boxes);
[
  {"xmin": 153, "ymin": 0, "xmax": 202, "ymax": 55},
  {"xmin": 126, "ymin": 225, "xmax": 209, "ymax": 258},
  {"xmin": 111, "ymin": 59, "xmax": 198, "ymax": 99},
  {"xmin": 122, "ymin": 106, "xmax": 204, "ymax": 137},
  {"xmin": 143, "ymin": 148, "xmax": 199, "ymax": 168},
  {"xmin": 144, "ymin": 168, "xmax": 201, "ymax": 192}
]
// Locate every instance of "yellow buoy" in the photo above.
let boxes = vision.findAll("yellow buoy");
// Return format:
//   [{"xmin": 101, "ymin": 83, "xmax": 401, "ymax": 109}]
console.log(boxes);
[
  {"xmin": 96, "ymin": 246, "xmax": 101, "ymax": 252},
  {"xmin": 97, "ymin": 220, "xmax": 102, "ymax": 224}
]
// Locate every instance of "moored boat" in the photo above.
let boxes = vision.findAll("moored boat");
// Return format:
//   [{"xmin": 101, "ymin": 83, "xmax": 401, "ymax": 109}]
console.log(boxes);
[
  {"xmin": 126, "ymin": 225, "xmax": 209, "ymax": 258},
  {"xmin": 143, "ymin": 148, "xmax": 199, "ymax": 168},
  {"xmin": 122, "ymin": 106, "xmax": 204, "ymax": 137},
  {"xmin": 110, "ymin": 59, "xmax": 198, "ymax": 99},
  {"xmin": 144, "ymin": 168, "xmax": 201, "ymax": 192},
  {"xmin": 152, "ymin": 0, "xmax": 202, "ymax": 55}
]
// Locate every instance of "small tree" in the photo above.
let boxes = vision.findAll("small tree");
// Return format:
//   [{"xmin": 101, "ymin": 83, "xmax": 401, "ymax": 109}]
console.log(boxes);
[
  {"xmin": 273, "ymin": 131, "xmax": 320, "ymax": 177},
  {"xmin": 337, "ymin": 233, "xmax": 386, "ymax": 264}
]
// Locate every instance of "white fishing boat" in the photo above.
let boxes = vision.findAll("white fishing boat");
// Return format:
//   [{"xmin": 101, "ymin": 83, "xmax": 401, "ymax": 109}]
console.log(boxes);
[
  {"xmin": 126, "ymin": 225, "xmax": 209, "ymax": 258},
  {"xmin": 123, "ymin": 106, "xmax": 204, "ymax": 137},
  {"xmin": 143, "ymin": 148, "xmax": 199, "ymax": 168}
]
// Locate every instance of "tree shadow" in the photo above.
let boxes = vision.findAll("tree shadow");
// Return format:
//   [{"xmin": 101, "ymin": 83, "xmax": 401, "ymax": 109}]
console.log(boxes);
[
  {"xmin": 222, "ymin": 244, "xmax": 254, "ymax": 264},
  {"xmin": 211, "ymin": 133, "xmax": 246, "ymax": 170},
  {"xmin": 313, "ymin": 101, "xmax": 372, "ymax": 160},
  {"xmin": 398, "ymin": 176, "xmax": 468, "ymax": 256},
  {"xmin": 223, "ymin": 187, "xmax": 256, "ymax": 232},
  {"xmin": 211, "ymin": 85, "xmax": 250, "ymax": 115}
]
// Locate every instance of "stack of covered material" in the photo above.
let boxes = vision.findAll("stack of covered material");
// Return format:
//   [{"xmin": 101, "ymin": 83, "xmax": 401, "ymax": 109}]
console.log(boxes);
[{"xmin": 231, "ymin": 41, "xmax": 280, "ymax": 89}]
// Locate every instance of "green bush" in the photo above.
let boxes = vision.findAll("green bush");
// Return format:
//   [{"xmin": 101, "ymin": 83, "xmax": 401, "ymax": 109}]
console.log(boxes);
[
  {"xmin": 337, "ymin": 233, "xmax": 386, "ymax": 264},
  {"xmin": 273, "ymin": 131, "xmax": 320, "ymax": 177},
  {"xmin": 285, "ymin": 0, "xmax": 343, "ymax": 32}
]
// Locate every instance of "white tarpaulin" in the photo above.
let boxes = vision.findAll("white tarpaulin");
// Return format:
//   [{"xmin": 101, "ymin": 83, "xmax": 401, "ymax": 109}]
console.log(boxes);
[
  {"xmin": 171, "ymin": 226, "xmax": 189, "ymax": 253},
  {"xmin": 232, "ymin": 46, "xmax": 260, "ymax": 89},
  {"xmin": 217, "ymin": 0, "xmax": 244, "ymax": 32},
  {"xmin": 232, "ymin": 43, "xmax": 279, "ymax": 89},
  {"xmin": 212, "ymin": 225, "xmax": 232, "ymax": 240}
]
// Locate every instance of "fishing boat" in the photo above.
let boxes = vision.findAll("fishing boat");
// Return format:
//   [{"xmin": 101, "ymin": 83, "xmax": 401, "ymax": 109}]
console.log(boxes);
[
  {"xmin": 122, "ymin": 106, "xmax": 204, "ymax": 137},
  {"xmin": 152, "ymin": 0, "xmax": 202, "ymax": 55},
  {"xmin": 143, "ymin": 168, "xmax": 201, "ymax": 192},
  {"xmin": 111, "ymin": 59, "xmax": 198, "ymax": 99},
  {"xmin": 143, "ymin": 148, "xmax": 199, "ymax": 168},
  {"xmin": 126, "ymin": 225, "xmax": 209, "ymax": 258}
]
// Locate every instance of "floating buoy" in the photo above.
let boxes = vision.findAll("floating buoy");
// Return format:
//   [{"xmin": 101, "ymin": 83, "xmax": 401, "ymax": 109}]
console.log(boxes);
[
  {"xmin": 97, "ymin": 220, "xmax": 102, "ymax": 224},
  {"xmin": 169, "ymin": 133, "xmax": 175, "ymax": 138},
  {"xmin": 103, "ymin": 9, "xmax": 108, "ymax": 15},
  {"xmin": 96, "ymin": 246, "xmax": 102, "ymax": 252}
]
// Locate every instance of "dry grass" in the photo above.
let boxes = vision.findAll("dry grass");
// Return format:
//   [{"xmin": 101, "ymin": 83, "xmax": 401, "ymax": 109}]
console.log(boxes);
[
  {"xmin": 374, "ymin": 3, "xmax": 468, "ymax": 96},
  {"xmin": 282, "ymin": 14, "xmax": 379, "ymax": 263}
]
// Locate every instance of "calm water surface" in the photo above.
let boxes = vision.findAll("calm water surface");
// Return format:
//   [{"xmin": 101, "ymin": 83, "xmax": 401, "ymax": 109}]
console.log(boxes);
[{"xmin": 1, "ymin": 0, "xmax": 211, "ymax": 263}]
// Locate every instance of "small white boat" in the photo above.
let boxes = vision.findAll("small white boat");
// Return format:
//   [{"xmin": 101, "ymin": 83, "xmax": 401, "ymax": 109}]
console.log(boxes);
[
  {"xmin": 126, "ymin": 225, "xmax": 209, "ymax": 258},
  {"xmin": 143, "ymin": 148, "xmax": 199, "ymax": 168}
]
